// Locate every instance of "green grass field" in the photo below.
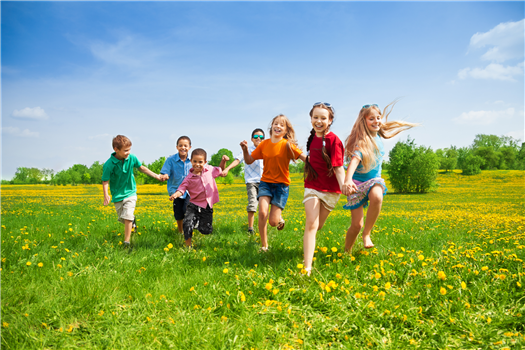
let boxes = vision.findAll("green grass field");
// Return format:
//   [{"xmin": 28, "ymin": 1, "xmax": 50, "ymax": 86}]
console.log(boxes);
[{"xmin": 1, "ymin": 171, "xmax": 524, "ymax": 349}]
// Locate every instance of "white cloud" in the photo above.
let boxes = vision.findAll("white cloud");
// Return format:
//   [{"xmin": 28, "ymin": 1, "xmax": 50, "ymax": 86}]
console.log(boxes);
[
  {"xmin": 453, "ymin": 108, "xmax": 515, "ymax": 125},
  {"xmin": 458, "ymin": 62, "xmax": 524, "ymax": 81},
  {"xmin": 469, "ymin": 19, "xmax": 524, "ymax": 62},
  {"xmin": 12, "ymin": 106, "xmax": 49, "ymax": 120},
  {"xmin": 2, "ymin": 127, "xmax": 39, "ymax": 138},
  {"xmin": 506, "ymin": 130, "xmax": 524, "ymax": 142}
]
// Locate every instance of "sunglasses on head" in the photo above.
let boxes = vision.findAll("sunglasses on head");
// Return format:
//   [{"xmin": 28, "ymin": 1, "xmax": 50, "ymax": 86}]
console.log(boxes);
[
  {"xmin": 313, "ymin": 102, "xmax": 335, "ymax": 113},
  {"xmin": 252, "ymin": 135, "xmax": 265, "ymax": 140},
  {"xmin": 362, "ymin": 104, "xmax": 379, "ymax": 109}
]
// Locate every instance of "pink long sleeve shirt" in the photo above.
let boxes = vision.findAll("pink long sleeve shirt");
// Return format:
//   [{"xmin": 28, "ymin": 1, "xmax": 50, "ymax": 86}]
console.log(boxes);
[{"xmin": 176, "ymin": 164, "xmax": 222, "ymax": 209}]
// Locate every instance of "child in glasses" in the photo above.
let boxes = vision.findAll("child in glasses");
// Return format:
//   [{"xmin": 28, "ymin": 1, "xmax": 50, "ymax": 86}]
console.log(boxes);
[
  {"xmin": 170, "ymin": 148, "xmax": 229, "ymax": 248},
  {"xmin": 222, "ymin": 128, "xmax": 265, "ymax": 234},
  {"xmin": 342, "ymin": 102, "xmax": 417, "ymax": 253},
  {"xmin": 302, "ymin": 102, "xmax": 347, "ymax": 276},
  {"xmin": 241, "ymin": 115, "xmax": 306, "ymax": 251}
]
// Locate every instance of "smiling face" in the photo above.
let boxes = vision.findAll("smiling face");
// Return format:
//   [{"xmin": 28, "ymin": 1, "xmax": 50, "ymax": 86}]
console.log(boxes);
[
  {"xmin": 270, "ymin": 117, "xmax": 287, "ymax": 140},
  {"xmin": 310, "ymin": 107, "xmax": 332, "ymax": 137},
  {"xmin": 114, "ymin": 146, "xmax": 131, "ymax": 160},
  {"xmin": 251, "ymin": 132, "xmax": 264, "ymax": 147},
  {"xmin": 191, "ymin": 154, "xmax": 207, "ymax": 175},
  {"xmin": 177, "ymin": 139, "xmax": 191, "ymax": 161},
  {"xmin": 365, "ymin": 108, "xmax": 382, "ymax": 136}
]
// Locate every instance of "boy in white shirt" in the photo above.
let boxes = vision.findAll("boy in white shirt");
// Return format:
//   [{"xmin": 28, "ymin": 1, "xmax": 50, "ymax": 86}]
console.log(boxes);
[{"xmin": 223, "ymin": 128, "xmax": 265, "ymax": 234}]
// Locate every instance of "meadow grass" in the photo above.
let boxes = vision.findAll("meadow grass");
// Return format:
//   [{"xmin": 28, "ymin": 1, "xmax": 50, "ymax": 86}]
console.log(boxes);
[{"xmin": 1, "ymin": 171, "xmax": 524, "ymax": 349}]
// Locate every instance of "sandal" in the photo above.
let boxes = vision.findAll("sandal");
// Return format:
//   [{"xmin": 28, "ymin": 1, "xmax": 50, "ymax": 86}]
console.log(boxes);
[{"xmin": 277, "ymin": 219, "xmax": 285, "ymax": 231}]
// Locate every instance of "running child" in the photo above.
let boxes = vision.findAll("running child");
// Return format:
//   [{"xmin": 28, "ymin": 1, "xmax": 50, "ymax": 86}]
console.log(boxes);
[
  {"xmin": 160, "ymin": 136, "xmax": 192, "ymax": 234},
  {"xmin": 169, "ymin": 148, "xmax": 229, "ymax": 248},
  {"xmin": 343, "ymin": 102, "xmax": 417, "ymax": 252},
  {"xmin": 102, "ymin": 135, "xmax": 167, "ymax": 248},
  {"xmin": 302, "ymin": 102, "xmax": 347, "ymax": 276},
  {"xmin": 222, "ymin": 128, "xmax": 265, "ymax": 234},
  {"xmin": 241, "ymin": 114, "xmax": 306, "ymax": 251}
]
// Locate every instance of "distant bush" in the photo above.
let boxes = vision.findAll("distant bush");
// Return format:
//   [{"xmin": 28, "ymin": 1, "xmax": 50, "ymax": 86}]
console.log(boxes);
[{"xmin": 388, "ymin": 138, "xmax": 439, "ymax": 193}]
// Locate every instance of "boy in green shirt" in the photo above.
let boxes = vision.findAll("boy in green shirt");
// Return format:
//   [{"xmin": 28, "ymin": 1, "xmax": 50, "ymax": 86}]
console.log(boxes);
[{"xmin": 102, "ymin": 135, "xmax": 168, "ymax": 247}]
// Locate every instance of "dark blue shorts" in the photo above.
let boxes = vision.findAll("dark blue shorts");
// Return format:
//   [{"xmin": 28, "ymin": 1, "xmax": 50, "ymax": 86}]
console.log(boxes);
[
  {"xmin": 257, "ymin": 181, "xmax": 289, "ymax": 210},
  {"xmin": 173, "ymin": 196, "xmax": 190, "ymax": 221}
]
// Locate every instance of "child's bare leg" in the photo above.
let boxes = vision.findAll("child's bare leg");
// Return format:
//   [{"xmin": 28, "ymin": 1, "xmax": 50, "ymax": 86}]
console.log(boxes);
[
  {"xmin": 345, "ymin": 208, "xmax": 364, "ymax": 253},
  {"xmin": 268, "ymin": 205, "xmax": 283, "ymax": 228},
  {"xmin": 361, "ymin": 185, "xmax": 384, "ymax": 249},
  {"xmin": 177, "ymin": 219, "xmax": 183, "ymax": 233},
  {"xmin": 185, "ymin": 237, "xmax": 192, "ymax": 247},
  {"xmin": 258, "ymin": 196, "xmax": 271, "ymax": 248},
  {"xmin": 303, "ymin": 198, "xmax": 321, "ymax": 270},
  {"xmin": 247, "ymin": 211, "xmax": 255, "ymax": 229},
  {"xmin": 123, "ymin": 219, "xmax": 133, "ymax": 243}
]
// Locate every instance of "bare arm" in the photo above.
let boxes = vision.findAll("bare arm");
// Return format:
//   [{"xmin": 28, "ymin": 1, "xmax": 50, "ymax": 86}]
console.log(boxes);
[
  {"xmin": 169, "ymin": 190, "xmax": 183, "ymax": 201},
  {"xmin": 138, "ymin": 165, "xmax": 164, "ymax": 181},
  {"xmin": 334, "ymin": 166, "xmax": 346, "ymax": 192},
  {"xmin": 342, "ymin": 157, "xmax": 360, "ymax": 195},
  {"xmin": 298, "ymin": 153, "xmax": 307, "ymax": 162},
  {"xmin": 102, "ymin": 181, "xmax": 111, "ymax": 206},
  {"xmin": 222, "ymin": 158, "xmax": 241, "ymax": 177},
  {"xmin": 240, "ymin": 141, "xmax": 255, "ymax": 165},
  {"xmin": 219, "ymin": 155, "xmax": 230, "ymax": 171}
]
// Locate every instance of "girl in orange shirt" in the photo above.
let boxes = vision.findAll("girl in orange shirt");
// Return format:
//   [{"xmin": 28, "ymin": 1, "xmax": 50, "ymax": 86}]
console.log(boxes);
[{"xmin": 241, "ymin": 114, "xmax": 306, "ymax": 251}]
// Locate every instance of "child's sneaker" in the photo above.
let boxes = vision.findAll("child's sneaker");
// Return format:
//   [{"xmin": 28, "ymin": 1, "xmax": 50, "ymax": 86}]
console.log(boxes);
[
  {"xmin": 277, "ymin": 219, "xmax": 285, "ymax": 231},
  {"xmin": 131, "ymin": 218, "xmax": 137, "ymax": 232},
  {"xmin": 247, "ymin": 228, "xmax": 255, "ymax": 235}
]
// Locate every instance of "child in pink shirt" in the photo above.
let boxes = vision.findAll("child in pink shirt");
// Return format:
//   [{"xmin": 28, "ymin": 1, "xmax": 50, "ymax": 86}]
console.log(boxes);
[{"xmin": 170, "ymin": 148, "xmax": 228, "ymax": 248}]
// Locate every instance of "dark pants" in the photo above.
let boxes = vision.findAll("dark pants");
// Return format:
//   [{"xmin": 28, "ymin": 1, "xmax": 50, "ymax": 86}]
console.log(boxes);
[
  {"xmin": 173, "ymin": 196, "xmax": 190, "ymax": 221},
  {"xmin": 183, "ymin": 202, "xmax": 213, "ymax": 240}
]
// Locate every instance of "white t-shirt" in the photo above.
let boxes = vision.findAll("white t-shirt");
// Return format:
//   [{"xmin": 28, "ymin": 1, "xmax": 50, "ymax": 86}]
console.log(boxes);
[{"xmin": 236, "ymin": 145, "xmax": 263, "ymax": 184}]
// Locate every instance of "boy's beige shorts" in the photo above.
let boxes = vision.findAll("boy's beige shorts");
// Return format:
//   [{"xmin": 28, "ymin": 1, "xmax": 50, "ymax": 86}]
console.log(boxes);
[{"xmin": 114, "ymin": 195, "xmax": 137, "ymax": 223}]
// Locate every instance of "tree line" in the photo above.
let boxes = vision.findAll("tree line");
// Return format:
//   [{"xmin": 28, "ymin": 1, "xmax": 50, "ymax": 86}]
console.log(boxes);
[{"xmin": 4, "ymin": 134, "xmax": 524, "ymax": 189}]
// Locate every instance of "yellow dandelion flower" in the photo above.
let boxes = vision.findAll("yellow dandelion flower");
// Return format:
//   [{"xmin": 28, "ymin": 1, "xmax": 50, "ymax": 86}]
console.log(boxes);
[
  {"xmin": 440, "ymin": 287, "xmax": 447, "ymax": 295},
  {"xmin": 223, "ymin": 268, "xmax": 228, "ymax": 274},
  {"xmin": 167, "ymin": 243, "xmax": 173, "ymax": 249},
  {"xmin": 297, "ymin": 263, "xmax": 303, "ymax": 269},
  {"xmin": 385, "ymin": 282, "xmax": 391, "ymax": 290},
  {"xmin": 37, "ymin": 262, "xmax": 43, "ymax": 268},
  {"xmin": 461, "ymin": 282, "xmax": 467, "ymax": 289},
  {"xmin": 26, "ymin": 262, "xmax": 31, "ymax": 266},
  {"xmin": 331, "ymin": 247, "xmax": 337, "ymax": 253}
]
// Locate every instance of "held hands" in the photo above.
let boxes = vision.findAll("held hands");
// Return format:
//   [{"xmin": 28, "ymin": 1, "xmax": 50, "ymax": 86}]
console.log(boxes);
[
  {"xmin": 221, "ymin": 169, "xmax": 229, "ymax": 177},
  {"xmin": 169, "ymin": 191, "xmax": 182, "ymax": 201},
  {"xmin": 341, "ymin": 181, "xmax": 358, "ymax": 196},
  {"xmin": 158, "ymin": 174, "xmax": 169, "ymax": 182}
]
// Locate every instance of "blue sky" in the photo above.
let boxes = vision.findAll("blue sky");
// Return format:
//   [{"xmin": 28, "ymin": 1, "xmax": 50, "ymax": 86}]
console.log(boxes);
[{"xmin": 2, "ymin": 1, "xmax": 524, "ymax": 179}]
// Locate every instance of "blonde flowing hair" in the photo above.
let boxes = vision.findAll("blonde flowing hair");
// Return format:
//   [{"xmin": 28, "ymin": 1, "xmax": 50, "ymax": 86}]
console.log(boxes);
[
  {"xmin": 344, "ymin": 100, "xmax": 418, "ymax": 173},
  {"xmin": 269, "ymin": 114, "xmax": 300, "ymax": 161}
]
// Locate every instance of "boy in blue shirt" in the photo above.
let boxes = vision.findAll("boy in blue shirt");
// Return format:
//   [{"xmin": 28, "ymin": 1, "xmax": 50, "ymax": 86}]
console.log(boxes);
[
  {"xmin": 102, "ymin": 135, "xmax": 167, "ymax": 248},
  {"xmin": 160, "ymin": 136, "xmax": 192, "ymax": 234}
]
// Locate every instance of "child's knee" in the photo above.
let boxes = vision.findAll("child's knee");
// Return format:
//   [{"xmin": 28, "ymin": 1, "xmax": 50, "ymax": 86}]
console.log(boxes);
[
  {"xmin": 350, "ymin": 220, "xmax": 363, "ymax": 231},
  {"xmin": 269, "ymin": 218, "xmax": 279, "ymax": 227}
]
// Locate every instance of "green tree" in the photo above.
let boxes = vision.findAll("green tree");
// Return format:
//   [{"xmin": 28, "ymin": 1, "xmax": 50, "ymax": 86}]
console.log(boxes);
[
  {"xmin": 210, "ymin": 149, "xmax": 234, "ymax": 168},
  {"xmin": 517, "ymin": 142, "xmax": 525, "ymax": 170},
  {"xmin": 89, "ymin": 161, "xmax": 103, "ymax": 184},
  {"xmin": 459, "ymin": 149, "xmax": 484, "ymax": 175},
  {"xmin": 436, "ymin": 148, "xmax": 457, "ymax": 172},
  {"xmin": 388, "ymin": 138, "xmax": 439, "ymax": 193},
  {"xmin": 474, "ymin": 147, "xmax": 500, "ymax": 170},
  {"xmin": 13, "ymin": 167, "xmax": 30, "ymax": 183}
]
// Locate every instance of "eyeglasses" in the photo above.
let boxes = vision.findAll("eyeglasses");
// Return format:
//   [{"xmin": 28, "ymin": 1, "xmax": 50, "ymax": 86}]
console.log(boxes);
[
  {"xmin": 313, "ymin": 102, "xmax": 335, "ymax": 113},
  {"xmin": 252, "ymin": 135, "xmax": 265, "ymax": 140},
  {"xmin": 362, "ymin": 104, "xmax": 378, "ymax": 109}
]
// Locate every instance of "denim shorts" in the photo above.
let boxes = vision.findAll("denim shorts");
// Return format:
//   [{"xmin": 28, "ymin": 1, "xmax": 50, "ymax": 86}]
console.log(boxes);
[{"xmin": 257, "ymin": 181, "xmax": 289, "ymax": 210}]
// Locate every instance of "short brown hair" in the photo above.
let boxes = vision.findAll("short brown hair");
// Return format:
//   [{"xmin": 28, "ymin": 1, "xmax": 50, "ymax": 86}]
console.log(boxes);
[
  {"xmin": 191, "ymin": 148, "xmax": 207, "ymax": 160},
  {"xmin": 112, "ymin": 135, "xmax": 132, "ymax": 150},
  {"xmin": 177, "ymin": 135, "xmax": 191, "ymax": 146}
]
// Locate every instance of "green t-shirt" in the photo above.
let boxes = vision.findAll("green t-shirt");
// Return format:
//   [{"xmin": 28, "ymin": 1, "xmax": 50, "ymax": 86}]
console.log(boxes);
[{"xmin": 102, "ymin": 153, "xmax": 142, "ymax": 203}]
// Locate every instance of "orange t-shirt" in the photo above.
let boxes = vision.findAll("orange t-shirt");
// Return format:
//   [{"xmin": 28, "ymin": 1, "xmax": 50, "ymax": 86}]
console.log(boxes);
[{"xmin": 251, "ymin": 138, "xmax": 302, "ymax": 186}]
